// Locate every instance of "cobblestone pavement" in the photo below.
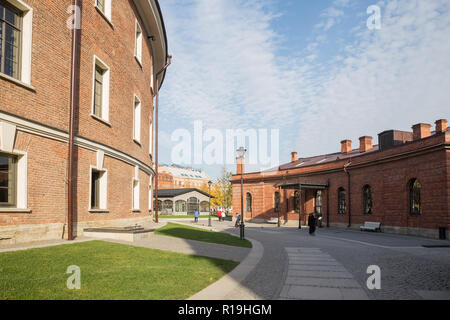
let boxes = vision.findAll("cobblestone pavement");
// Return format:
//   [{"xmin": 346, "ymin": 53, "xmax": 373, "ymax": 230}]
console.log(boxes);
[{"xmin": 193, "ymin": 220, "xmax": 450, "ymax": 300}]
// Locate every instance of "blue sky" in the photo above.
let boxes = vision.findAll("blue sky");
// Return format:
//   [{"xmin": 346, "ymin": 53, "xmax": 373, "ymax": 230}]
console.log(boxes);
[{"xmin": 157, "ymin": 0, "xmax": 450, "ymax": 180}]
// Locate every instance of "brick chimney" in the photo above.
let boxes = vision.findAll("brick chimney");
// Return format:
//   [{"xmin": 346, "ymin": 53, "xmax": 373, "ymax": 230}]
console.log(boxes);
[
  {"xmin": 291, "ymin": 152, "xmax": 298, "ymax": 163},
  {"xmin": 435, "ymin": 119, "xmax": 447, "ymax": 133},
  {"xmin": 359, "ymin": 136, "xmax": 373, "ymax": 153},
  {"xmin": 341, "ymin": 140, "xmax": 352, "ymax": 154},
  {"xmin": 412, "ymin": 123, "xmax": 431, "ymax": 141},
  {"xmin": 236, "ymin": 157, "xmax": 245, "ymax": 175}
]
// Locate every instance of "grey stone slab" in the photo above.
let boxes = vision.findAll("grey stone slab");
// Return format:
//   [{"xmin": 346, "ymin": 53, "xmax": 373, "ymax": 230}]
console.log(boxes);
[
  {"xmin": 288, "ymin": 260, "xmax": 342, "ymax": 266},
  {"xmin": 340, "ymin": 288, "xmax": 369, "ymax": 300},
  {"xmin": 285, "ymin": 277, "xmax": 361, "ymax": 289},
  {"xmin": 287, "ymin": 285, "xmax": 343, "ymax": 300},
  {"xmin": 287, "ymin": 270, "xmax": 353, "ymax": 279},
  {"xmin": 279, "ymin": 285, "xmax": 291, "ymax": 299},
  {"xmin": 290, "ymin": 257, "xmax": 337, "ymax": 262},
  {"xmin": 415, "ymin": 290, "xmax": 450, "ymax": 300},
  {"xmin": 289, "ymin": 265, "xmax": 347, "ymax": 272}
]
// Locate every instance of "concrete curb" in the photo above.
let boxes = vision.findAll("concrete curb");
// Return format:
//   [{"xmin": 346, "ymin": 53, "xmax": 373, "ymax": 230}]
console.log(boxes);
[{"xmin": 187, "ymin": 236, "xmax": 264, "ymax": 300}]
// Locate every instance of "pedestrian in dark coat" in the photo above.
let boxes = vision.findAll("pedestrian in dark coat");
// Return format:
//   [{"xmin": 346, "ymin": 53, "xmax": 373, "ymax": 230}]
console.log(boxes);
[{"xmin": 308, "ymin": 214, "xmax": 316, "ymax": 235}]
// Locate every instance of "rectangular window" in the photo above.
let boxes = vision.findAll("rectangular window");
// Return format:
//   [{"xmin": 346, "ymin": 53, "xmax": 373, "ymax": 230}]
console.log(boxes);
[
  {"xmin": 132, "ymin": 179, "xmax": 140, "ymax": 210},
  {"xmin": 90, "ymin": 168, "xmax": 107, "ymax": 210},
  {"xmin": 96, "ymin": 0, "xmax": 105, "ymax": 13},
  {"xmin": 135, "ymin": 21, "xmax": 142, "ymax": 63},
  {"xmin": 0, "ymin": 2, "xmax": 22, "ymax": 80},
  {"xmin": 94, "ymin": 65, "xmax": 104, "ymax": 118},
  {"xmin": 133, "ymin": 96, "xmax": 141, "ymax": 143},
  {"xmin": 92, "ymin": 57, "xmax": 110, "ymax": 123},
  {"xmin": 149, "ymin": 119, "xmax": 153, "ymax": 156},
  {"xmin": 91, "ymin": 170, "xmax": 101, "ymax": 209},
  {"xmin": 0, "ymin": 153, "xmax": 17, "ymax": 207}
]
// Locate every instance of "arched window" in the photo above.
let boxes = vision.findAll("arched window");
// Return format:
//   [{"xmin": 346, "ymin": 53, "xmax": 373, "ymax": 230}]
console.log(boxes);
[
  {"xmin": 187, "ymin": 197, "xmax": 199, "ymax": 215},
  {"xmin": 315, "ymin": 191, "xmax": 322, "ymax": 215},
  {"xmin": 294, "ymin": 191, "xmax": 301, "ymax": 214},
  {"xmin": 163, "ymin": 200, "xmax": 173, "ymax": 213},
  {"xmin": 200, "ymin": 201, "xmax": 210, "ymax": 213},
  {"xmin": 246, "ymin": 193, "xmax": 252, "ymax": 213},
  {"xmin": 338, "ymin": 188, "xmax": 346, "ymax": 214},
  {"xmin": 175, "ymin": 200, "xmax": 186, "ymax": 213},
  {"xmin": 409, "ymin": 179, "xmax": 421, "ymax": 215},
  {"xmin": 363, "ymin": 185, "xmax": 373, "ymax": 215},
  {"xmin": 274, "ymin": 192, "xmax": 280, "ymax": 213}
]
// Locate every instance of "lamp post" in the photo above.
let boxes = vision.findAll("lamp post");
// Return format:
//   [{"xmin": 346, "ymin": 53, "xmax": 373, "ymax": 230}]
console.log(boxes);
[
  {"xmin": 237, "ymin": 147, "xmax": 247, "ymax": 240},
  {"xmin": 208, "ymin": 180, "xmax": 212, "ymax": 227}
]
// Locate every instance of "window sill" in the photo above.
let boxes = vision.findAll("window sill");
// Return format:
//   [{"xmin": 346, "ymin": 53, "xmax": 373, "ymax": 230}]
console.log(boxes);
[
  {"xmin": 133, "ymin": 139, "xmax": 141, "ymax": 146},
  {"xmin": 0, "ymin": 208, "xmax": 32, "ymax": 214},
  {"xmin": 0, "ymin": 73, "xmax": 36, "ymax": 92},
  {"xmin": 95, "ymin": 6, "xmax": 114, "ymax": 29},
  {"xmin": 89, "ymin": 209, "xmax": 109, "ymax": 214},
  {"xmin": 132, "ymin": 209, "xmax": 141, "ymax": 213},
  {"xmin": 134, "ymin": 56, "xmax": 143, "ymax": 69},
  {"xmin": 91, "ymin": 114, "xmax": 112, "ymax": 127}
]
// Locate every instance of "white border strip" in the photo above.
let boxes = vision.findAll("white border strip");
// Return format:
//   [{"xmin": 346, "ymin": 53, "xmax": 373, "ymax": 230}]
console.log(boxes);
[{"xmin": 0, "ymin": 112, "xmax": 155, "ymax": 176}]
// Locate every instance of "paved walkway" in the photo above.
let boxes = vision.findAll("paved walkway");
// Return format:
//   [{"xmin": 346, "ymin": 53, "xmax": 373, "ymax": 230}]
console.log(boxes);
[
  {"xmin": 108, "ymin": 233, "xmax": 250, "ymax": 262},
  {"xmin": 279, "ymin": 247, "xmax": 368, "ymax": 300}
]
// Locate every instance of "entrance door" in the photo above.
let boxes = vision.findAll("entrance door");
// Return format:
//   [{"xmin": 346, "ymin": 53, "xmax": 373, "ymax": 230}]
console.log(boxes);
[{"xmin": 187, "ymin": 197, "xmax": 199, "ymax": 215}]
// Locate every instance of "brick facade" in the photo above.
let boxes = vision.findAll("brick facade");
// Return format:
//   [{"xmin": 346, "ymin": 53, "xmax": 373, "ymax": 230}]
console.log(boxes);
[
  {"xmin": 232, "ymin": 121, "xmax": 450, "ymax": 239},
  {"xmin": 0, "ymin": 0, "xmax": 167, "ymax": 245}
]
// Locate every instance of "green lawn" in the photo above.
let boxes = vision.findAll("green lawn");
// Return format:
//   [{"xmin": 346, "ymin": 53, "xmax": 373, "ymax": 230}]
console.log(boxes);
[
  {"xmin": 155, "ymin": 223, "xmax": 252, "ymax": 248},
  {"xmin": 0, "ymin": 240, "xmax": 238, "ymax": 300}
]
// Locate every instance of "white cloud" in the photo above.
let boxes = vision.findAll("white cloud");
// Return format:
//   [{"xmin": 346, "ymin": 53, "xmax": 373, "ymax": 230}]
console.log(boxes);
[
  {"xmin": 296, "ymin": 0, "xmax": 450, "ymax": 157},
  {"xmin": 159, "ymin": 0, "xmax": 450, "ymax": 173}
]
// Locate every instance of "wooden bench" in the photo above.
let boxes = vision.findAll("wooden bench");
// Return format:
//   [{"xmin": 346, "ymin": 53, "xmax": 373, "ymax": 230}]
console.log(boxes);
[
  {"xmin": 267, "ymin": 217, "xmax": 279, "ymax": 224},
  {"xmin": 360, "ymin": 222, "xmax": 382, "ymax": 232}
]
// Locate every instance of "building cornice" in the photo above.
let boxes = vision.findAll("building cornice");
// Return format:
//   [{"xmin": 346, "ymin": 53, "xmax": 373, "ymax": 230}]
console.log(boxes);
[
  {"xmin": 0, "ymin": 112, "xmax": 155, "ymax": 176},
  {"xmin": 133, "ymin": 0, "xmax": 168, "ymax": 89}
]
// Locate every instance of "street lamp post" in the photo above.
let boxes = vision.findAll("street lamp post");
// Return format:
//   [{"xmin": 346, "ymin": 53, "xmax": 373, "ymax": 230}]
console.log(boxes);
[
  {"xmin": 237, "ymin": 147, "xmax": 247, "ymax": 241},
  {"xmin": 208, "ymin": 180, "xmax": 212, "ymax": 227}
]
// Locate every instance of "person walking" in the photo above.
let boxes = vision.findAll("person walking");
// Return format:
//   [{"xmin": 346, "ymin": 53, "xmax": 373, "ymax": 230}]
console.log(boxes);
[
  {"xmin": 308, "ymin": 213, "xmax": 316, "ymax": 235},
  {"xmin": 194, "ymin": 210, "xmax": 199, "ymax": 223},
  {"xmin": 217, "ymin": 211, "xmax": 222, "ymax": 222},
  {"xmin": 235, "ymin": 213, "xmax": 241, "ymax": 228}
]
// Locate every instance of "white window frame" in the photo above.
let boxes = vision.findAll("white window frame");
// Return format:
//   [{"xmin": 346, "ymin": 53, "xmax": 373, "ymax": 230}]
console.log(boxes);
[
  {"xmin": 149, "ymin": 118, "xmax": 153, "ymax": 156},
  {"xmin": 132, "ymin": 178, "xmax": 140, "ymax": 211},
  {"xmin": 91, "ymin": 56, "xmax": 110, "ymax": 124},
  {"xmin": 133, "ymin": 95, "xmax": 141, "ymax": 144},
  {"xmin": 89, "ymin": 166, "xmax": 108, "ymax": 212},
  {"xmin": 0, "ymin": 0, "xmax": 33, "ymax": 85},
  {"xmin": 95, "ymin": 0, "xmax": 112, "ymax": 23},
  {"xmin": 135, "ymin": 20, "xmax": 143, "ymax": 65}
]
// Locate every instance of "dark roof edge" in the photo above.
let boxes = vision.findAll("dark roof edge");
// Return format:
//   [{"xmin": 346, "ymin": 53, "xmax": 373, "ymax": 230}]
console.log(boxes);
[{"xmin": 154, "ymin": 0, "xmax": 168, "ymax": 88}]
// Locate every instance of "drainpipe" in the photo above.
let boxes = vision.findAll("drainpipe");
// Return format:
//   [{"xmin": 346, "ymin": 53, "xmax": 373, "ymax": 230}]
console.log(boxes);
[
  {"xmin": 326, "ymin": 179, "xmax": 330, "ymax": 228},
  {"xmin": 154, "ymin": 55, "xmax": 172, "ymax": 224},
  {"xmin": 344, "ymin": 159, "xmax": 352, "ymax": 228},
  {"xmin": 67, "ymin": 0, "xmax": 81, "ymax": 241}
]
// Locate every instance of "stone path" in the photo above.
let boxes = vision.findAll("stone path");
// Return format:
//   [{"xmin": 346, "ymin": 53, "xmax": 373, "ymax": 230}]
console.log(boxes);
[{"xmin": 279, "ymin": 247, "xmax": 368, "ymax": 300}]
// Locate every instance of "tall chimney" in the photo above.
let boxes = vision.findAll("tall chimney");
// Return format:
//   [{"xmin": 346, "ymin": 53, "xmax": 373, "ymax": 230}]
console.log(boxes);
[
  {"xmin": 359, "ymin": 136, "xmax": 373, "ymax": 153},
  {"xmin": 435, "ymin": 119, "xmax": 447, "ymax": 133},
  {"xmin": 291, "ymin": 152, "xmax": 298, "ymax": 163},
  {"xmin": 341, "ymin": 140, "xmax": 352, "ymax": 154},
  {"xmin": 236, "ymin": 157, "xmax": 245, "ymax": 175},
  {"xmin": 412, "ymin": 123, "xmax": 431, "ymax": 141}
]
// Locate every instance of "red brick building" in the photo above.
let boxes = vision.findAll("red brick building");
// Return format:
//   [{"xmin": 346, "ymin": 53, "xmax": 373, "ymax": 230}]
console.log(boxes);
[
  {"xmin": 0, "ymin": 0, "xmax": 168, "ymax": 244},
  {"xmin": 232, "ymin": 120, "xmax": 450, "ymax": 239}
]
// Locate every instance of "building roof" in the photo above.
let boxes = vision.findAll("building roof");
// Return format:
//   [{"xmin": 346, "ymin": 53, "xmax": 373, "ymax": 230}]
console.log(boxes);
[
  {"xmin": 156, "ymin": 188, "xmax": 213, "ymax": 198},
  {"xmin": 280, "ymin": 145, "xmax": 380, "ymax": 171},
  {"xmin": 161, "ymin": 165, "xmax": 210, "ymax": 180}
]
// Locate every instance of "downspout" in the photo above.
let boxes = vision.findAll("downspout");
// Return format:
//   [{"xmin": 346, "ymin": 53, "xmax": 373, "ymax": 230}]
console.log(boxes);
[
  {"xmin": 344, "ymin": 159, "xmax": 352, "ymax": 228},
  {"xmin": 154, "ymin": 55, "xmax": 172, "ymax": 224},
  {"xmin": 326, "ymin": 179, "xmax": 330, "ymax": 228},
  {"xmin": 67, "ymin": 0, "xmax": 81, "ymax": 241}
]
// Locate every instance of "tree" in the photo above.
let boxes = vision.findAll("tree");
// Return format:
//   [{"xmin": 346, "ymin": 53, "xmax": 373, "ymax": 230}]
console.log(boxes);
[{"xmin": 198, "ymin": 168, "xmax": 232, "ymax": 212}]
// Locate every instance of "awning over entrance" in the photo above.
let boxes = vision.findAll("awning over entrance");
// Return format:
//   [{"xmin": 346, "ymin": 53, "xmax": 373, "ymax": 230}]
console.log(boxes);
[{"xmin": 276, "ymin": 179, "xmax": 328, "ymax": 190}]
